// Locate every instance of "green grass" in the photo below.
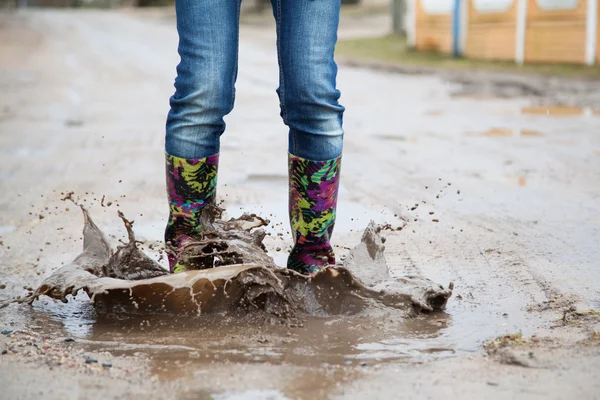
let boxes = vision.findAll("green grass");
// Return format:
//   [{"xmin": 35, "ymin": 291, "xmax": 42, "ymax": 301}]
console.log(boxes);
[{"xmin": 336, "ymin": 34, "xmax": 600, "ymax": 79}]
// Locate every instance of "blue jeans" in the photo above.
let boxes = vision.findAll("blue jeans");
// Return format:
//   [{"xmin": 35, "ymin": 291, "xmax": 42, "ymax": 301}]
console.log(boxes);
[{"xmin": 165, "ymin": 0, "xmax": 345, "ymax": 161}]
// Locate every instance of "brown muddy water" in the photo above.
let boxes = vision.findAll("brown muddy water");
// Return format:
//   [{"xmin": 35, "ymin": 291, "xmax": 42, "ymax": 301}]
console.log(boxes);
[
  {"xmin": 0, "ymin": 204, "xmax": 547, "ymax": 384},
  {"xmin": 0, "ymin": 276, "xmax": 545, "ymax": 394}
]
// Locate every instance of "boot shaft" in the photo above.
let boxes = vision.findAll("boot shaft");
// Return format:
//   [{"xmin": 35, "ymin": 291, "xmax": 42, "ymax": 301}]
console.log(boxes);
[
  {"xmin": 165, "ymin": 153, "xmax": 219, "ymax": 272},
  {"xmin": 288, "ymin": 154, "xmax": 341, "ymax": 274}
]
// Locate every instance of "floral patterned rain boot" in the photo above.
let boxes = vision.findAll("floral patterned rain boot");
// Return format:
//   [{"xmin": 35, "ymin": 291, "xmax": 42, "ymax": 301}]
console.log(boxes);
[
  {"xmin": 287, "ymin": 154, "xmax": 341, "ymax": 275},
  {"xmin": 164, "ymin": 153, "xmax": 219, "ymax": 273}
]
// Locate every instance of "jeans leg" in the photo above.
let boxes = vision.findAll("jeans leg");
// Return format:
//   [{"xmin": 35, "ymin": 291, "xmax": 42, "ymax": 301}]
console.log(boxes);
[
  {"xmin": 271, "ymin": 0, "xmax": 345, "ymax": 161},
  {"xmin": 166, "ymin": 0, "xmax": 241, "ymax": 159}
]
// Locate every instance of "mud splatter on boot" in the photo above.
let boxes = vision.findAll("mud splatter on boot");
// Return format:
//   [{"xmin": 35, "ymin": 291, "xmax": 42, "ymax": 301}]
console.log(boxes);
[
  {"xmin": 287, "ymin": 154, "xmax": 341, "ymax": 274},
  {"xmin": 165, "ymin": 153, "xmax": 218, "ymax": 273}
]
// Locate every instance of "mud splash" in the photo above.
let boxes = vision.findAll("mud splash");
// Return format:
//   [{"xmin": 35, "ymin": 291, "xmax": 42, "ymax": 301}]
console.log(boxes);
[{"xmin": 11, "ymin": 206, "xmax": 452, "ymax": 318}]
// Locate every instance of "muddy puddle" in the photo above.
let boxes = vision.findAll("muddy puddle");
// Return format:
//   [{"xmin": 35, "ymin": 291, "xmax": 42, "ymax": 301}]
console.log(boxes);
[
  {"xmin": 467, "ymin": 128, "xmax": 544, "ymax": 138},
  {"xmin": 22, "ymin": 293, "xmax": 456, "ymax": 361},
  {"xmin": 3, "ymin": 278, "xmax": 542, "ymax": 379},
  {"xmin": 0, "ymin": 201, "xmax": 547, "ymax": 386},
  {"xmin": 521, "ymin": 105, "xmax": 599, "ymax": 117}
]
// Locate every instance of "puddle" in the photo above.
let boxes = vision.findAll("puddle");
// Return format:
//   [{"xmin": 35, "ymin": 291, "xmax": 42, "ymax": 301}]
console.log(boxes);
[
  {"xmin": 0, "ymin": 203, "xmax": 468, "ymax": 378},
  {"xmin": 1, "ymin": 280, "xmax": 537, "ymax": 375},
  {"xmin": 0, "ymin": 287, "xmax": 459, "ymax": 381},
  {"xmin": 373, "ymin": 134, "xmax": 407, "ymax": 142},
  {"xmin": 0, "ymin": 201, "xmax": 546, "ymax": 392},
  {"xmin": 469, "ymin": 128, "xmax": 543, "ymax": 138},
  {"xmin": 352, "ymin": 339, "xmax": 454, "ymax": 360},
  {"xmin": 521, "ymin": 106, "xmax": 599, "ymax": 117},
  {"xmin": 64, "ymin": 119, "xmax": 84, "ymax": 128},
  {"xmin": 466, "ymin": 128, "xmax": 544, "ymax": 137},
  {"xmin": 81, "ymin": 312, "xmax": 455, "ymax": 366}
]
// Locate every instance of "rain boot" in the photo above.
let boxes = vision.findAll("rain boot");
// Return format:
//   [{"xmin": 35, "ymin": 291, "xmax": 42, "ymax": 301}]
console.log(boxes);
[
  {"xmin": 165, "ymin": 153, "xmax": 219, "ymax": 273},
  {"xmin": 287, "ymin": 154, "xmax": 341, "ymax": 274}
]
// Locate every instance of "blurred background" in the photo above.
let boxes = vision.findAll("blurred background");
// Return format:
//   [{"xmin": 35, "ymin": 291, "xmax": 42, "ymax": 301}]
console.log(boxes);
[
  {"xmin": 0, "ymin": 0, "xmax": 379, "ymax": 9},
  {"xmin": 1, "ymin": 0, "xmax": 598, "ymax": 69}
]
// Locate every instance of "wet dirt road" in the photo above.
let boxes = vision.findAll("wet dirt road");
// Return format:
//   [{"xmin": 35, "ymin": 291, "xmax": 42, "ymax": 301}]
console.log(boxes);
[{"xmin": 1, "ymin": 8, "xmax": 600, "ymax": 400}]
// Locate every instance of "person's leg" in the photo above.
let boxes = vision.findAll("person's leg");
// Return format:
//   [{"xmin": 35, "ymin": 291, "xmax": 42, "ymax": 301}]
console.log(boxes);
[
  {"xmin": 271, "ymin": 0, "xmax": 345, "ymax": 161},
  {"xmin": 165, "ymin": 0, "xmax": 241, "ymax": 273},
  {"xmin": 271, "ymin": 0, "xmax": 345, "ymax": 274}
]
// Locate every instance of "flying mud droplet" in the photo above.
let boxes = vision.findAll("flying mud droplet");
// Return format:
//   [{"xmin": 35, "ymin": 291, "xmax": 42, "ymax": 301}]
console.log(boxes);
[{"xmin": 7, "ymin": 206, "xmax": 452, "ymax": 317}]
